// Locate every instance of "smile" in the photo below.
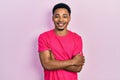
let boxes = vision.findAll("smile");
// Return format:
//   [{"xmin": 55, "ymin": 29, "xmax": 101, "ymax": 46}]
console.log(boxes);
[{"xmin": 57, "ymin": 22, "xmax": 65, "ymax": 26}]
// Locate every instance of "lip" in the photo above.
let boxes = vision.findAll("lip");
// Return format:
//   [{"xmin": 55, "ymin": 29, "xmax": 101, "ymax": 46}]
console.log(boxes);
[{"xmin": 57, "ymin": 22, "xmax": 66, "ymax": 27}]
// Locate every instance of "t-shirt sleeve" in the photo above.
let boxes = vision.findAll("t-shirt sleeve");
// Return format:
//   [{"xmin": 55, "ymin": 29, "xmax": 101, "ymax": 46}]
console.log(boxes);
[
  {"xmin": 73, "ymin": 34, "xmax": 83, "ymax": 56},
  {"xmin": 38, "ymin": 34, "xmax": 50, "ymax": 52}
]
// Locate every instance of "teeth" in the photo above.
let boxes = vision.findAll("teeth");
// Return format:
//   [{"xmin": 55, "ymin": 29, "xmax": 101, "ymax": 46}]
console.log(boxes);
[
  {"xmin": 59, "ymin": 23, "xmax": 63, "ymax": 26},
  {"xmin": 58, "ymin": 23, "xmax": 64, "ymax": 26}
]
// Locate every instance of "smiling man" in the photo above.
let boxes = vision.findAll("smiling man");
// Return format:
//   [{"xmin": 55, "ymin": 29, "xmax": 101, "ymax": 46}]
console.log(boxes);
[{"xmin": 38, "ymin": 3, "xmax": 85, "ymax": 80}]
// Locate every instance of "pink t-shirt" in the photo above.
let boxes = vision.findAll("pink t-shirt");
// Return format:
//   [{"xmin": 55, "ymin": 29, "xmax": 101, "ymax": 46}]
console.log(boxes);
[{"xmin": 38, "ymin": 29, "xmax": 83, "ymax": 80}]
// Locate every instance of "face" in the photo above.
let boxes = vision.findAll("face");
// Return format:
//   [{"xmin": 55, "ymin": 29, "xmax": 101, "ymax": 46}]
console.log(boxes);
[{"xmin": 53, "ymin": 8, "xmax": 71, "ymax": 31}]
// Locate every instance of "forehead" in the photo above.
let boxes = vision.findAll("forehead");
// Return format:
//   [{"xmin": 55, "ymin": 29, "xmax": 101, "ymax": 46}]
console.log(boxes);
[{"xmin": 54, "ymin": 8, "xmax": 69, "ymax": 14}]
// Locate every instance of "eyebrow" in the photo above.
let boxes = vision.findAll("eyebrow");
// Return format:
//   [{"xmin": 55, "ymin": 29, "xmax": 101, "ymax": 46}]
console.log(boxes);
[{"xmin": 54, "ymin": 14, "xmax": 68, "ymax": 15}]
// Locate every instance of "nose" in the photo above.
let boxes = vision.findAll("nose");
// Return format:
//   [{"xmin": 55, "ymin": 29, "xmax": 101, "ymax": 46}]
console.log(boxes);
[{"xmin": 59, "ymin": 17, "xmax": 63, "ymax": 22}]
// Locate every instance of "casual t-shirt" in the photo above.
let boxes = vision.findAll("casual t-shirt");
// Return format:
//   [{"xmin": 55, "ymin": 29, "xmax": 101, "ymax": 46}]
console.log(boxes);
[{"xmin": 38, "ymin": 29, "xmax": 83, "ymax": 80}]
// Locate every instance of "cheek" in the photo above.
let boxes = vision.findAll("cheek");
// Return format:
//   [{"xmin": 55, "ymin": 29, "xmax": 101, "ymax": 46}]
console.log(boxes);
[
  {"xmin": 53, "ymin": 19, "xmax": 58, "ymax": 22},
  {"xmin": 65, "ymin": 19, "xmax": 70, "ymax": 23},
  {"xmin": 65, "ymin": 17, "xmax": 70, "ymax": 21}
]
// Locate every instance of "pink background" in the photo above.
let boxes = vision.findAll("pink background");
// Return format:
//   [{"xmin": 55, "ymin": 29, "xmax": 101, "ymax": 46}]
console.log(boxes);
[{"xmin": 0, "ymin": 0, "xmax": 120, "ymax": 80}]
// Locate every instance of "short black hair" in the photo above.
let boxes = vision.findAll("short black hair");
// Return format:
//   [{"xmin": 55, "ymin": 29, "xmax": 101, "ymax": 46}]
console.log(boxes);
[{"xmin": 52, "ymin": 3, "xmax": 71, "ymax": 15}]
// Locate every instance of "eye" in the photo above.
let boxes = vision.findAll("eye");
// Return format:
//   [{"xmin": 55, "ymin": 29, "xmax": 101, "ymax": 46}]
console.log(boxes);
[
  {"xmin": 63, "ymin": 15, "xmax": 68, "ymax": 18},
  {"xmin": 54, "ymin": 14, "xmax": 59, "ymax": 18}
]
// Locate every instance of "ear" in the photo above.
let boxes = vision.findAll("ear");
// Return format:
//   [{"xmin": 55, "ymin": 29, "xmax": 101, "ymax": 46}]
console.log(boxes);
[
  {"xmin": 69, "ymin": 16, "xmax": 71, "ymax": 21},
  {"xmin": 52, "ymin": 16, "xmax": 54, "ymax": 21}
]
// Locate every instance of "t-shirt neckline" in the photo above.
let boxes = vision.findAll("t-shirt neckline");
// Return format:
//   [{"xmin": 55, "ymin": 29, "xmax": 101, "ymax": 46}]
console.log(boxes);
[{"xmin": 52, "ymin": 29, "xmax": 70, "ymax": 38}]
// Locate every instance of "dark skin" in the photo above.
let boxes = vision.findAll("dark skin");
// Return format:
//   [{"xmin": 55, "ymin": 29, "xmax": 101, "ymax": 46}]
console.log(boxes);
[
  {"xmin": 50, "ymin": 51, "xmax": 85, "ymax": 72},
  {"xmin": 39, "ymin": 51, "xmax": 85, "ymax": 72},
  {"xmin": 39, "ymin": 8, "xmax": 85, "ymax": 72}
]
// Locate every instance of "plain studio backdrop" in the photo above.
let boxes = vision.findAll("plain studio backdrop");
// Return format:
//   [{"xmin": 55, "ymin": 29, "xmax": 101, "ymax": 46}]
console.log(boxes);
[{"xmin": 0, "ymin": 0, "xmax": 120, "ymax": 80}]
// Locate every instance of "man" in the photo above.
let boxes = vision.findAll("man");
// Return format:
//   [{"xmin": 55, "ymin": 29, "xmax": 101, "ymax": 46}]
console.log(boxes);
[{"xmin": 38, "ymin": 3, "xmax": 85, "ymax": 80}]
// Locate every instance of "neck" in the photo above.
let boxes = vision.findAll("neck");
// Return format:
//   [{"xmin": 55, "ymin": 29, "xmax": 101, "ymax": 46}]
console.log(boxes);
[{"xmin": 54, "ymin": 29, "xmax": 68, "ymax": 36}]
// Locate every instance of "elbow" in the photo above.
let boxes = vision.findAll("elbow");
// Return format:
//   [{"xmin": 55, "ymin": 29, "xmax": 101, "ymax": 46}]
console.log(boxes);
[
  {"xmin": 77, "ymin": 69, "xmax": 81, "ymax": 72},
  {"xmin": 43, "ymin": 65, "xmax": 51, "ymax": 70},
  {"xmin": 42, "ymin": 62, "xmax": 52, "ymax": 70},
  {"xmin": 42, "ymin": 63, "xmax": 49, "ymax": 70},
  {"xmin": 77, "ymin": 66, "xmax": 83, "ymax": 72}
]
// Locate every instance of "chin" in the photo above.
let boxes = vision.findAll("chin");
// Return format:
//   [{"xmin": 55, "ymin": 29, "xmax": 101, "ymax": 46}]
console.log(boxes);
[
  {"xmin": 57, "ymin": 28, "xmax": 65, "ymax": 31},
  {"xmin": 56, "ymin": 26, "xmax": 66, "ymax": 31}
]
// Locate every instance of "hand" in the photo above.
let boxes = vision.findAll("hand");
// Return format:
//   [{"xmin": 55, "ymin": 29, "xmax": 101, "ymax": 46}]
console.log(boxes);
[{"xmin": 72, "ymin": 52, "xmax": 85, "ymax": 66}]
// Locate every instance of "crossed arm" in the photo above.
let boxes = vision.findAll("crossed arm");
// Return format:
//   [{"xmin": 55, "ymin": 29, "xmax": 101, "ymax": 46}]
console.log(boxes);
[{"xmin": 39, "ymin": 50, "xmax": 85, "ymax": 72}]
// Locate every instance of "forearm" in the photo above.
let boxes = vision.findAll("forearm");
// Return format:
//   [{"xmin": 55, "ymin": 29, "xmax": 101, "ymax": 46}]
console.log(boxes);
[
  {"xmin": 39, "ymin": 51, "xmax": 84, "ymax": 71},
  {"xmin": 64, "ymin": 65, "xmax": 83, "ymax": 72},
  {"xmin": 42, "ymin": 59, "xmax": 74, "ymax": 70},
  {"xmin": 64, "ymin": 53, "xmax": 85, "ymax": 72},
  {"xmin": 39, "ymin": 51, "xmax": 75, "ymax": 71}
]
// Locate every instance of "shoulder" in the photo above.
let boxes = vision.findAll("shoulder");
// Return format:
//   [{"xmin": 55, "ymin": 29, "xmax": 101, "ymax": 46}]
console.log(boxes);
[
  {"xmin": 68, "ymin": 30, "xmax": 83, "ymax": 43},
  {"xmin": 69, "ymin": 30, "xmax": 82, "ymax": 39},
  {"xmin": 69, "ymin": 31, "xmax": 83, "ymax": 45},
  {"xmin": 38, "ymin": 29, "xmax": 53, "ymax": 39}
]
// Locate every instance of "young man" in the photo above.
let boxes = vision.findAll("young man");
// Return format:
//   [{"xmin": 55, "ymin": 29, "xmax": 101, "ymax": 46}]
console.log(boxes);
[{"xmin": 38, "ymin": 3, "xmax": 85, "ymax": 80}]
